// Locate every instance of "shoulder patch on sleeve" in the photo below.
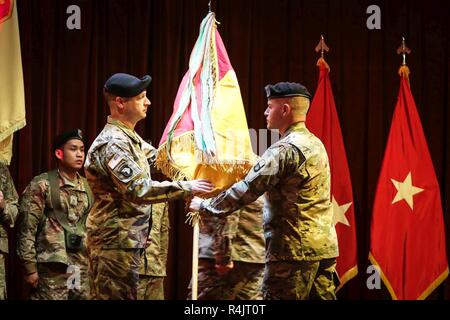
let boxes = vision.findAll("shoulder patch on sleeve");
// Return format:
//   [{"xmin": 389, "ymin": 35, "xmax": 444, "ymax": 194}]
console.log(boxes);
[
  {"xmin": 246, "ymin": 148, "xmax": 279, "ymax": 182},
  {"xmin": 108, "ymin": 154, "xmax": 143, "ymax": 184},
  {"xmin": 107, "ymin": 153, "xmax": 122, "ymax": 170},
  {"xmin": 287, "ymin": 142, "xmax": 306, "ymax": 168},
  {"xmin": 253, "ymin": 159, "xmax": 266, "ymax": 173}
]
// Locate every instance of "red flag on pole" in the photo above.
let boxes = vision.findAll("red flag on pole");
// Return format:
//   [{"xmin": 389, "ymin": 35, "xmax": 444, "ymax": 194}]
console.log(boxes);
[
  {"xmin": 369, "ymin": 65, "xmax": 448, "ymax": 300},
  {"xmin": 306, "ymin": 57, "xmax": 358, "ymax": 289}
]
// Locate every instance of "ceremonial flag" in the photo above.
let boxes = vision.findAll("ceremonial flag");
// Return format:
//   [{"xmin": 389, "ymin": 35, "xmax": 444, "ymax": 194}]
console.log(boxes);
[
  {"xmin": 0, "ymin": 0, "xmax": 26, "ymax": 164},
  {"xmin": 156, "ymin": 12, "xmax": 255, "ymax": 193},
  {"xmin": 306, "ymin": 57, "xmax": 358, "ymax": 289},
  {"xmin": 369, "ymin": 65, "xmax": 448, "ymax": 300}
]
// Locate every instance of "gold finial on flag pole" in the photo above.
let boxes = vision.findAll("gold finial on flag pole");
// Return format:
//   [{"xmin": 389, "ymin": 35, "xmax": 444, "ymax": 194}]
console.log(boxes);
[
  {"xmin": 397, "ymin": 36, "xmax": 411, "ymax": 66},
  {"xmin": 315, "ymin": 35, "xmax": 330, "ymax": 71},
  {"xmin": 397, "ymin": 37, "xmax": 411, "ymax": 81},
  {"xmin": 315, "ymin": 35, "xmax": 330, "ymax": 59}
]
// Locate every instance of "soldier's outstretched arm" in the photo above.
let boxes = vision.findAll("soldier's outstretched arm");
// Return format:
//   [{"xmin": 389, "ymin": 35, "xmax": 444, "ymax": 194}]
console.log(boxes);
[
  {"xmin": 102, "ymin": 142, "xmax": 212, "ymax": 204},
  {"xmin": 193, "ymin": 144, "xmax": 302, "ymax": 217}
]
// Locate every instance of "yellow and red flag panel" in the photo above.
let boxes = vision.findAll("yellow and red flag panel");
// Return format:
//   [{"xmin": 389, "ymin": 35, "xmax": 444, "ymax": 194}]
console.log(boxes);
[{"xmin": 157, "ymin": 13, "xmax": 255, "ymax": 193}]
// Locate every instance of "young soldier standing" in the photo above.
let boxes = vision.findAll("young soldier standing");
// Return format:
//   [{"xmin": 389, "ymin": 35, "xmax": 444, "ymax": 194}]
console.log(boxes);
[{"xmin": 17, "ymin": 129, "xmax": 92, "ymax": 299}]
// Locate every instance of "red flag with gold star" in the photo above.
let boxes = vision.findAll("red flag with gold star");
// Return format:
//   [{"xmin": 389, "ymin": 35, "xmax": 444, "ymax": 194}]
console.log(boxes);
[
  {"xmin": 307, "ymin": 57, "xmax": 358, "ymax": 290},
  {"xmin": 369, "ymin": 65, "xmax": 448, "ymax": 299}
]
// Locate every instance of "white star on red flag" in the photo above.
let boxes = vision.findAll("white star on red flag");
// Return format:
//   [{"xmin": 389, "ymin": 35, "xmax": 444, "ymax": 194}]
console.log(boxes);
[
  {"xmin": 391, "ymin": 172, "xmax": 424, "ymax": 210},
  {"xmin": 332, "ymin": 196, "xmax": 352, "ymax": 227}
]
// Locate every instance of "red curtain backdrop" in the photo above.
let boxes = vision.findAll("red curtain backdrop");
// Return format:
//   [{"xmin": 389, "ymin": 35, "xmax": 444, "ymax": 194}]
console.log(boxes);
[{"xmin": 7, "ymin": 0, "xmax": 450, "ymax": 299}]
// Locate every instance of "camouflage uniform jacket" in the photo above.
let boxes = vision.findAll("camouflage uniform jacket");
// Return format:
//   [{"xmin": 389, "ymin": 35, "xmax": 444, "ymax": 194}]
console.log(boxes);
[
  {"xmin": 200, "ymin": 122, "xmax": 339, "ymax": 262},
  {"xmin": 84, "ymin": 117, "xmax": 192, "ymax": 249},
  {"xmin": 0, "ymin": 163, "xmax": 19, "ymax": 254},
  {"xmin": 16, "ymin": 171, "xmax": 89, "ymax": 274},
  {"xmin": 199, "ymin": 196, "xmax": 265, "ymax": 265},
  {"xmin": 139, "ymin": 202, "xmax": 169, "ymax": 277}
]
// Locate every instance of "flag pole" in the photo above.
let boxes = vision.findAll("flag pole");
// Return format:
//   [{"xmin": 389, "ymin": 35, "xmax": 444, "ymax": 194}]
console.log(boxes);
[
  {"xmin": 192, "ymin": 214, "xmax": 200, "ymax": 300},
  {"xmin": 186, "ymin": 209, "xmax": 201, "ymax": 300},
  {"xmin": 314, "ymin": 34, "xmax": 330, "ymax": 71},
  {"xmin": 396, "ymin": 36, "xmax": 411, "ymax": 82},
  {"xmin": 190, "ymin": 1, "xmax": 216, "ymax": 301},
  {"xmin": 315, "ymin": 34, "xmax": 329, "ymax": 59},
  {"xmin": 396, "ymin": 36, "xmax": 411, "ymax": 66}
]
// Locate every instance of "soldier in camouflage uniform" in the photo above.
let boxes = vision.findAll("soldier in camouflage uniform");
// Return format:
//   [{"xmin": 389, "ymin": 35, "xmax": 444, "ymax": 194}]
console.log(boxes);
[
  {"xmin": 188, "ymin": 196, "xmax": 265, "ymax": 300},
  {"xmin": 137, "ymin": 149, "xmax": 171, "ymax": 301},
  {"xmin": 190, "ymin": 82, "xmax": 339, "ymax": 300},
  {"xmin": 16, "ymin": 129, "xmax": 92, "ymax": 300},
  {"xmin": 0, "ymin": 163, "xmax": 19, "ymax": 299},
  {"xmin": 137, "ymin": 202, "xmax": 169, "ymax": 300},
  {"xmin": 85, "ymin": 73, "xmax": 213, "ymax": 300}
]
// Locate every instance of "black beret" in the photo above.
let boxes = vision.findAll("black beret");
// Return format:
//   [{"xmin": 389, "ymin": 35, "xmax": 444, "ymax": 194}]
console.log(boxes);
[
  {"xmin": 265, "ymin": 82, "xmax": 312, "ymax": 100},
  {"xmin": 104, "ymin": 73, "xmax": 152, "ymax": 98},
  {"xmin": 52, "ymin": 129, "xmax": 85, "ymax": 152}
]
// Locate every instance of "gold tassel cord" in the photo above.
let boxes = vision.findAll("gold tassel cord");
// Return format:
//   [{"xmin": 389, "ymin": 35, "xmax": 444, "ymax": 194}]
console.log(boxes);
[
  {"xmin": 398, "ymin": 65, "xmax": 410, "ymax": 86},
  {"xmin": 316, "ymin": 57, "xmax": 331, "ymax": 72}
]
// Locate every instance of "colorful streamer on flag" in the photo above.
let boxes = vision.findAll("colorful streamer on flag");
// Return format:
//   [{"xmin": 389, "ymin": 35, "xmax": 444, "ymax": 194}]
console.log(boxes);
[{"xmin": 156, "ymin": 12, "xmax": 255, "ymax": 193}]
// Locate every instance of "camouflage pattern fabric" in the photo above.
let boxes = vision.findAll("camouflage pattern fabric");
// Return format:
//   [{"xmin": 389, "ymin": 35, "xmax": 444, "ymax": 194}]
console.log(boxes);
[
  {"xmin": 138, "ymin": 202, "xmax": 169, "ymax": 300},
  {"xmin": 200, "ymin": 122, "xmax": 338, "ymax": 299},
  {"xmin": 139, "ymin": 202, "xmax": 169, "ymax": 277},
  {"xmin": 85, "ymin": 117, "xmax": 193, "ymax": 299},
  {"xmin": 137, "ymin": 275, "xmax": 164, "ymax": 300},
  {"xmin": 262, "ymin": 258, "xmax": 337, "ymax": 300},
  {"xmin": 30, "ymin": 258, "xmax": 90, "ymax": 300},
  {"xmin": 84, "ymin": 117, "xmax": 191, "ymax": 250},
  {"xmin": 0, "ymin": 163, "xmax": 19, "ymax": 299},
  {"xmin": 88, "ymin": 247, "xmax": 141, "ymax": 300},
  {"xmin": 0, "ymin": 254, "xmax": 6, "ymax": 299},
  {"xmin": 16, "ymin": 172, "xmax": 89, "ymax": 273},
  {"xmin": 199, "ymin": 197, "xmax": 265, "ymax": 265},
  {"xmin": 200, "ymin": 122, "xmax": 338, "ymax": 262},
  {"xmin": 188, "ymin": 259, "xmax": 264, "ymax": 300},
  {"xmin": 190, "ymin": 198, "xmax": 265, "ymax": 300},
  {"xmin": 16, "ymin": 171, "xmax": 90, "ymax": 299}
]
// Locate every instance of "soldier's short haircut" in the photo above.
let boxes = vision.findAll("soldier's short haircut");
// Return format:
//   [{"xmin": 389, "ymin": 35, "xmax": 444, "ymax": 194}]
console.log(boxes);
[
  {"xmin": 273, "ymin": 96, "xmax": 310, "ymax": 116},
  {"xmin": 289, "ymin": 96, "xmax": 310, "ymax": 116}
]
